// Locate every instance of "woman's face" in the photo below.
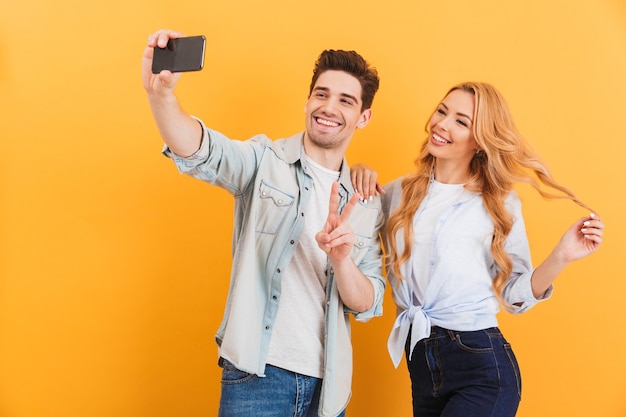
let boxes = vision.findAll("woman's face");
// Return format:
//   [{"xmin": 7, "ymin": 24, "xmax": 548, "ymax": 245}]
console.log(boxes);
[{"xmin": 427, "ymin": 89, "xmax": 478, "ymax": 168}]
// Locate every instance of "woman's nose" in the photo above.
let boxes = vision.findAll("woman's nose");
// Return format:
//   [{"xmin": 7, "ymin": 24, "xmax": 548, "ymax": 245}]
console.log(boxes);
[{"xmin": 437, "ymin": 116, "xmax": 451, "ymax": 131}]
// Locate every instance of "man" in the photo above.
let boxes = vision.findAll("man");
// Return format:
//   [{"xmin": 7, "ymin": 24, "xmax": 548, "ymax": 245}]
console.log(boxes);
[{"xmin": 142, "ymin": 29, "xmax": 384, "ymax": 417}]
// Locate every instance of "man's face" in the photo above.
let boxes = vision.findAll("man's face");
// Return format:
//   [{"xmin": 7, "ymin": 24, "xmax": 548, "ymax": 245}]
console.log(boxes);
[{"xmin": 304, "ymin": 70, "xmax": 371, "ymax": 151}]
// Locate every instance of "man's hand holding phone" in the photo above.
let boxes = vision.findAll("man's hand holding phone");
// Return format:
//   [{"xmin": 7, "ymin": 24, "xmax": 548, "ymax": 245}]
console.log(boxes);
[
  {"xmin": 143, "ymin": 30, "xmax": 182, "ymax": 95},
  {"xmin": 142, "ymin": 29, "xmax": 205, "ymax": 158},
  {"xmin": 143, "ymin": 30, "xmax": 205, "ymax": 97}
]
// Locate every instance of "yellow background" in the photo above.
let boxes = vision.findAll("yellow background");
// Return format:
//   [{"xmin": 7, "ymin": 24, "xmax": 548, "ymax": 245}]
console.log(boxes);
[{"xmin": 1, "ymin": 0, "xmax": 624, "ymax": 416}]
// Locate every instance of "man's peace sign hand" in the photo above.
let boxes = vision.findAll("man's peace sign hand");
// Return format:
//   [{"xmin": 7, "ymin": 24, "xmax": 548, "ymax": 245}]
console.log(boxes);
[{"xmin": 315, "ymin": 182, "xmax": 360, "ymax": 262}]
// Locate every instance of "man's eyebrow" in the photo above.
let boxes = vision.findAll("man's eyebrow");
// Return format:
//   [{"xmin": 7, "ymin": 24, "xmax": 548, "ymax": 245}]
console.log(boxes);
[{"xmin": 340, "ymin": 92, "xmax": 359, "ymax": 104}]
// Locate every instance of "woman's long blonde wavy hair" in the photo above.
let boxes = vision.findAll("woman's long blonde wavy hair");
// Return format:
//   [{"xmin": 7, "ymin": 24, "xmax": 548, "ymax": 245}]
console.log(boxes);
[{"xmin": 385, "ymin": 82, "xmax": 592, "ymax": 310}]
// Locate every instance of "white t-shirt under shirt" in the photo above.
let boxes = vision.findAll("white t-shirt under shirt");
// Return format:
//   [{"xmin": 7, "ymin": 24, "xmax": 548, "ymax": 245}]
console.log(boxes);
[
  {"xmin": 410, "ymin": 179, "xmax": 471, "ymax": 305},
  {"xmin": 265, "ymin": 154, "xmax": 339, "ymax": 378}
]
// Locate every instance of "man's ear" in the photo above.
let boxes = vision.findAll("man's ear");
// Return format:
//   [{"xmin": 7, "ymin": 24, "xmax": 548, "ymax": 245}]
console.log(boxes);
[{"xmin": 357, "ymin": 108, "xmax": 372, "ymax": 129}]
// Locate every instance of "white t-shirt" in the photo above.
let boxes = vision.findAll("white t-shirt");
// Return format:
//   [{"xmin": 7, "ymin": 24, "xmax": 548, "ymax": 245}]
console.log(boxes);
[
  {"xmin": 266, "ymin": 154, "xmax": 339, "ymax": 378},
  {"xmin": 410, "ymin": 180, "xmax": 471, "ymax": 304}
]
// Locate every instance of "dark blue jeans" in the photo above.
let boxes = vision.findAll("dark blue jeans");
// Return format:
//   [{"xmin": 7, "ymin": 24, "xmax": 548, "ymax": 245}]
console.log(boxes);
[
  {"xmin": 218, "ymin": 358, "xmax": 346, "ymax": 417},
  {"xmin": 406, "ymin": 326, "xmax": 521, "ymax": 417}
]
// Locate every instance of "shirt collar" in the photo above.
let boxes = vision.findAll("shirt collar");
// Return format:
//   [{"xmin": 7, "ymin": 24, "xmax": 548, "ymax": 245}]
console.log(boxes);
[{"xmin": 284, "ymin": 132, "xmax": 354, "ymax": 193}]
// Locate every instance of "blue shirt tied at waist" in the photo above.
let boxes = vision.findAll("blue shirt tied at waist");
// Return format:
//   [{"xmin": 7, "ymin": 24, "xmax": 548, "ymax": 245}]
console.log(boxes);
[{"xmin": 382, "ymin": 178, "xmax": 552, "ymax": 368}]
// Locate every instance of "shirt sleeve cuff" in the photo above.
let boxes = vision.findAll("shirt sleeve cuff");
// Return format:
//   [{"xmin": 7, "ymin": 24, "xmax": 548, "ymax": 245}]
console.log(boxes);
[{"xmin": 505, "ymin": 268, "xmax": 553, "ymax": 313}]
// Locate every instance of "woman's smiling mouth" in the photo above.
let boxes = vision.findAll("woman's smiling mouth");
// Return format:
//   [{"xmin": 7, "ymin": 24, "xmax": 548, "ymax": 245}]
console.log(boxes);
[{"xmin": 433, "ymin": 133, "xmax": 451, "ymax": 144}]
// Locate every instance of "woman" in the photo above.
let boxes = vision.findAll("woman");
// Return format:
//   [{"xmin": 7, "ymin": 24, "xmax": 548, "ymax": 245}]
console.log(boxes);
[{"xmin": 352, "ymin": 82, "xmax": 604, "ymax": 417}]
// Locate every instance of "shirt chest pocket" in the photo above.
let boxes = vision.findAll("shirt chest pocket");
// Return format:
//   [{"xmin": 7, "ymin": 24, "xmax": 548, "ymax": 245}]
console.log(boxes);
[
  {"xmin": 255, "ymin": 180, "xmax": 296, "ymax": 234},
  {"xmin": 348, "ymin": 203, "xmax": 379, "ymax": 263}
]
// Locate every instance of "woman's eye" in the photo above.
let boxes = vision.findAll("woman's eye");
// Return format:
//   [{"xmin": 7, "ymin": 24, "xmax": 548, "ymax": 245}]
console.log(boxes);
[
  {"xmin": 457, "ymin": 120, "xmax": 468, "ymax": 127},
  {"xmin": 437, "ymin": 109, "xmax": 446, "ymax": 115}
]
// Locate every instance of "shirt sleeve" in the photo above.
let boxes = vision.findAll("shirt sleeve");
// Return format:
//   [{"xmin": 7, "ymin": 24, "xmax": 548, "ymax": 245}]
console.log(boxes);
[
  {"xmin": 161, "ymin": 116, "xmax": 268, "ymax": 196},
  {"xmin": 352, "ymin": 197, "xmax": 386, "ymax": 322},
  {"xmin": 501, "ymin": 191, "xmax": 553, "ymax": 313}
]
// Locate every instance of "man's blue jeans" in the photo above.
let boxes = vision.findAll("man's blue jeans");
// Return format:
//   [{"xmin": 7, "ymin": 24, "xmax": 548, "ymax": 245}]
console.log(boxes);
[
  {"xmin": 218, "ymin": 358, "xmax": 346, "ymax": 417},
  {"xmin": 406, "ymin": 326, "xmax": 521, "ymax": 417}
]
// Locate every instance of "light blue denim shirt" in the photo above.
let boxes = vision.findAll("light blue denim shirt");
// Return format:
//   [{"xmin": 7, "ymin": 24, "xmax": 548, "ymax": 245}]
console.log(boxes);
[
  {"xmin": 163, "ymin": 119, "xmax": 385, "ymax": 417},
  {"xmin": 382, "ymin": 177, "xmax": 552, "ymax": 368}
]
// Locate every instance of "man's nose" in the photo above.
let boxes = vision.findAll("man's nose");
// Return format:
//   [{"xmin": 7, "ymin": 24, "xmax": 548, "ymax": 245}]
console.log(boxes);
[{"xmin": 320, "ymin": 97, "xmax": 339, "ymax": 114}]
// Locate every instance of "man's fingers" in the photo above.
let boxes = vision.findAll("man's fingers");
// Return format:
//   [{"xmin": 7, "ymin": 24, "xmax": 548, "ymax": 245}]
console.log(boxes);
[
  {"xmin": 327, "ymin": 182, "xmax": 340, "ymax": 216},
  {"xmin": 326, "ymin": 181, "xmax": 360, "ymax": 223},
  {"xmin": 148, "ymin": 29, "xmax": 186, "ymax": 48},
  {"xmin": 315, "ymin": 231, "xmax": 331, "ymax": 252},
  {"xmin": 325, "ymin": 224, "xmax": 354, "ymax": 244}
]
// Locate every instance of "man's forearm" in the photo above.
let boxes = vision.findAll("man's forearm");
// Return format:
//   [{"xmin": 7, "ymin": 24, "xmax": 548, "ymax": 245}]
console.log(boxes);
[
  {"xmin": 148, "ymin": 93, "xmax": 202, "ymax": 157},
  {"xmin": 332, "ymin": 258, "xmax": 375, "ymax": 312}
]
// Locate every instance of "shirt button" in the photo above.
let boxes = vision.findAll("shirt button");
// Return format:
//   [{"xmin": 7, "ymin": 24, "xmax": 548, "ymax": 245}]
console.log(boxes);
[
  {"xmin": 262, "ymin": 191, "xmax": 267, "ymax": 197},
  {"xmin": 265, "ymin": 325, "xmax": 270, "ymax": 330},
  {"xmin": 358, "ymin": 241, "xmax": 364, "ymax": 247},
  {"xmin": 277, "ymin": 199, "xmax": 283, "ymax": 204},
  {"xmin": 290, "ymin": 240, "xmax": 295, "ymax": 244}
]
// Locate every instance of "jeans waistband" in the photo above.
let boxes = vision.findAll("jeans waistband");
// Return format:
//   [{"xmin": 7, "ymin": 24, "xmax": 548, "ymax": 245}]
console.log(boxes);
[{"xmin": 429, "ymin": 326, "xmax": 502, "ymax": 340}]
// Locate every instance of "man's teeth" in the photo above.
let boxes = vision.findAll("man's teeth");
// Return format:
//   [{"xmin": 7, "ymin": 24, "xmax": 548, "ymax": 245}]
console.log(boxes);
[
  {"xmin": 317, "ymin": 118, "xmax": 339, "ymax": 127},
  {"xmin": 433, "ymin": 134, "xmax": 450, "ymax": 144}
]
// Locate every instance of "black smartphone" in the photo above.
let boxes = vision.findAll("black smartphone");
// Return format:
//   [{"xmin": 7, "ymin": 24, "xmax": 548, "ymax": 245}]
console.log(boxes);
[{"xmin": 151, "ymin": 35, "xmax": 206, "ymax": 74}]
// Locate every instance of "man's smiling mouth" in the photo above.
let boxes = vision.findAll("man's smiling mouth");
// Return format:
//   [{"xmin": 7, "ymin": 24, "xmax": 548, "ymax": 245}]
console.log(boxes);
[{"xmin": 316, "ymin": 117, "xmax": 340, "ymax": 127}]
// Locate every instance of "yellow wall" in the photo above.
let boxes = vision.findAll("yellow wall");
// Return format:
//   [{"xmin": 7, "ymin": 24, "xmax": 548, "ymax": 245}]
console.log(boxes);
[{"xmin": 1, "ymin": 0, "xmax": 624, "ymax": 416}]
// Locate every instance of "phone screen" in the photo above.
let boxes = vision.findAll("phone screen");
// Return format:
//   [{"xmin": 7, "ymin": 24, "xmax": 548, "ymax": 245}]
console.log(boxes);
[{"xmin": 152, "ymin": 35, "xmax": 206, "ymax": 74}]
